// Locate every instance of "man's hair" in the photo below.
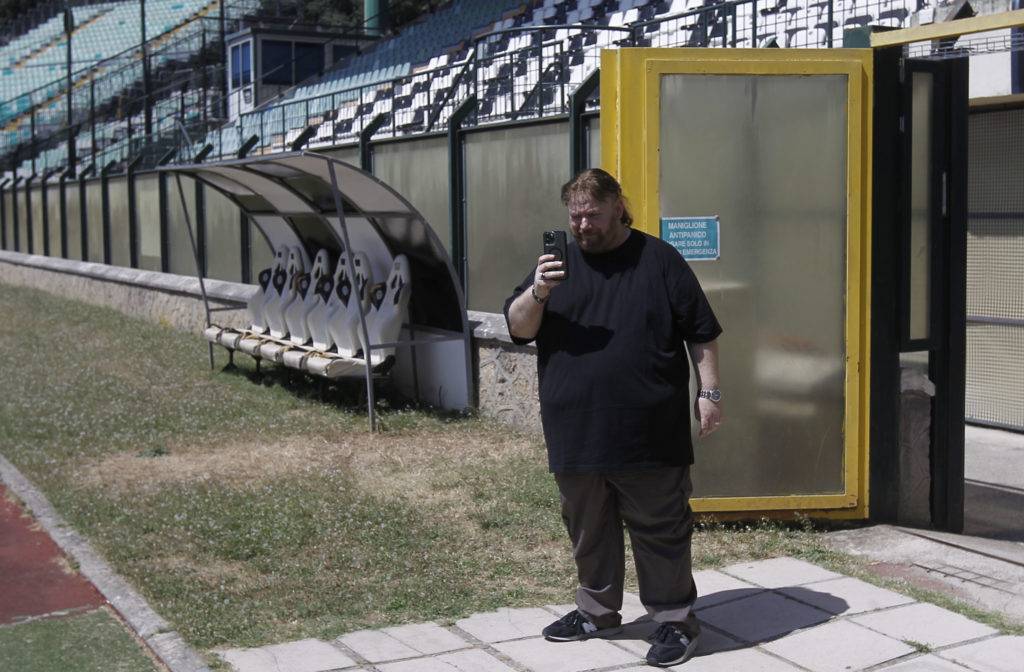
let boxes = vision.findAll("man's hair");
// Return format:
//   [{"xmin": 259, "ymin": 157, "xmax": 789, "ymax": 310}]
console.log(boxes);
[{"xmin": 560, "ymin": 168, "xmax": 634, "ymax": 227}]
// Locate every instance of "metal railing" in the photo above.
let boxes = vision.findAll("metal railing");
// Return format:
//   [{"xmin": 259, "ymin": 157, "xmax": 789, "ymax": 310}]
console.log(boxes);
[
  {"xmin": 6, "ymin": 0, "xmax": 931, "ymax": 175},
  {"xmin": 0, "ymin": 2, "xmax": 265, "ymax": 173}
]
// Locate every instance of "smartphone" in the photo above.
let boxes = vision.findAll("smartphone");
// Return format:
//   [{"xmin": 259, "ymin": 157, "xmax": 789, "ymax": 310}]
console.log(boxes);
[{"xmin": 542, "ymin": 230, "xmax": 569, "ymax": 281}]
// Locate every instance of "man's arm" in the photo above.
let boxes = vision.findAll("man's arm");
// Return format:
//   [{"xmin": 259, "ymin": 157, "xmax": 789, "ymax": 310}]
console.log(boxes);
[
  {"xmin": 687, "ymin": 338, "xmax": 722, "ymax": 437},
  {"xmin": 507, "ymin": 286, "xmax": 547, "ymax": 340},
  {"xmin": 506, "ymin": 254, "xmax": 564, "ymax": 340}
]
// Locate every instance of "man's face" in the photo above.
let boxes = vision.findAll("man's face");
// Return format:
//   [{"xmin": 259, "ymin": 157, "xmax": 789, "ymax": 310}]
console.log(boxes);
[{"xmin": 567, "ymin": 194, "xmax": 627, "ymax": 254}]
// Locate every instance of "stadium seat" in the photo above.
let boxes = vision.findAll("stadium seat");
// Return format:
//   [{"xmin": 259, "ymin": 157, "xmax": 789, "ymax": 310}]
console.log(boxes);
[
  {"xmin": 327, "ymin": 251, "xmax": 373, "ymax": 359},
  {"xmin": 284, "ymin": 248, "xmax": 331, "ymax": 344}
]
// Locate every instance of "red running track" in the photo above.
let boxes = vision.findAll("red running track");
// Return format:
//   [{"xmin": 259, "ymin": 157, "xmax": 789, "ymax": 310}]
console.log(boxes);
[{"xmin": 0, "ymin": 483, "xmax": 105, "ymax": 625}]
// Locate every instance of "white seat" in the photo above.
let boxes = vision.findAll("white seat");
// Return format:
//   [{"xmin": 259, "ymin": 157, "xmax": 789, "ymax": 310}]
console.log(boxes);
[
  {"xmin": 308, "ymin": 250, "xmax": 349, "ymax": 351},
  {"xmin": 265, "ymin": 247, "xmax": 306, "ymax": 339},
  {"xmin": 285, "ymin": 248, "xmax": 331, "ymax": 344},
  {"xmin": 361, "ymin": 254, "xmax": 412, "ymax": 368},
  {"xmin": 326, "ymin": 251, "xmax": 373, "ymax": 358},
  {"xmin": 248, "ymin": 245, "xmax": 288, "ymax": 333}
]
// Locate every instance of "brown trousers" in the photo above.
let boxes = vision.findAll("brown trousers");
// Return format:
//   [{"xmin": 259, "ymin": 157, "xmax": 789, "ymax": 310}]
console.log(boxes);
[{"xmin": 554, "ymin": 467, "xmax": 700, "ymax": 638}]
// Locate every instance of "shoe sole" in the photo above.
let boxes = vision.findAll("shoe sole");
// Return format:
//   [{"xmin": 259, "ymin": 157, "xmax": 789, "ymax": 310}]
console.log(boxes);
[{"xmin": 544, "ymin": 625, "xmax": 623, "ymax": 642}]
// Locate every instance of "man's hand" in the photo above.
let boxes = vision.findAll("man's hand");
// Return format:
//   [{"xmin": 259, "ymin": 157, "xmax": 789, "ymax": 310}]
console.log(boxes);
[
  {"xmin": 687, "ymin": 339, "xmax": 721, "ymax": 438},
  {"xmin": 694, "ymin": 396, "xmax": 722, "ymax": 437},
  {"xmin": 507, "ymin": 254, "xmax": 566, "ymax": 341},
  {"xmin": 532, "ymin": 253, "xmax": 566, "ymax": 302}
]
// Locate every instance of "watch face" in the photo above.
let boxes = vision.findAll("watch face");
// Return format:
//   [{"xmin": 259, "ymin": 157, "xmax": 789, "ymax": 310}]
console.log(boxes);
[{"xmin": 710, "ymin": 389, "xmax": 721, "ymax": 402}]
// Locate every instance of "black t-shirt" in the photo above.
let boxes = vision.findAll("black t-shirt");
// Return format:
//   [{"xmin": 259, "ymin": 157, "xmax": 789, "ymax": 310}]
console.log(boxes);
[{"xmin": 503, "ymin": 229, "xmax": 722, "ymax": 473}]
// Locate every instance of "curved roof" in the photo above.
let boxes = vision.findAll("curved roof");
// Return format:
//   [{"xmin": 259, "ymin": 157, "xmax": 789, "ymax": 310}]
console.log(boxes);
[{"xmin": 158, "ymin": 151, "xmax": 466, "ymax": 335}]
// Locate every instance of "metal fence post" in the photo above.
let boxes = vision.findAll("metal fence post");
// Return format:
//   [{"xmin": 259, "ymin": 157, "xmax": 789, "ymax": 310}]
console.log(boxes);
[
  {"xmin": 24, "ymin": 173, "xmax": 36, "ymax": 254},
  {"xmin": 0, "ymin": 178, "xmax": 9, "ymax": 250},
  {"xmin": 448, "ymin": 96, "xmax": 478, "ymax": 296},
  {"xmin": 78, "ymin": 163, "xmax": 94, "ymax": 261}
]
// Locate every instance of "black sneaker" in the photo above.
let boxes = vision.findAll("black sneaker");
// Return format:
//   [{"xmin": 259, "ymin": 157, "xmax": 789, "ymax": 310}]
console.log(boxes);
[
  {"xmin": 542, "ymin": 609, "xmax": 621, "ymax": 642},
  {"xmin": 645, "ymin": 623, "xmax": 699, "ymax": 667}
]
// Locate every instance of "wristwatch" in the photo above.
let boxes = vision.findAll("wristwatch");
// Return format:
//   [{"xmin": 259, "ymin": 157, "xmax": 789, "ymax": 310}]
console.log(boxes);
[{"xmin": 698, "ymin": 389, "xmax": 722, "ymax": 403}]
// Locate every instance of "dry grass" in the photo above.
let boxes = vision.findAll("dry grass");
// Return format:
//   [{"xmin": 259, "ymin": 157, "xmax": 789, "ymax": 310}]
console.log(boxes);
[{"xmin": 0, "ymin": 282, "xmax": 862, "ymax": 657}]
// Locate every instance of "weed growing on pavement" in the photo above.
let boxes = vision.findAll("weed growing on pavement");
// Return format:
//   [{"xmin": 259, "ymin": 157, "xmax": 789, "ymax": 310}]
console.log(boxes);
[{"xmin": 903, "ymin": 639, "xmax": 932, "ymax": 654}]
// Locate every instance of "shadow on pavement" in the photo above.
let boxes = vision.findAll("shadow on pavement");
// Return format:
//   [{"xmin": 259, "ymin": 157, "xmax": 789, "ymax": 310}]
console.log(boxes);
[
  {"xmin": 606, "ymin": 586, "xmax": 848, "ymax": 656},
  {"xmin": 964, "ymin": 479, "xmax": 1024, "ymax": 542}
]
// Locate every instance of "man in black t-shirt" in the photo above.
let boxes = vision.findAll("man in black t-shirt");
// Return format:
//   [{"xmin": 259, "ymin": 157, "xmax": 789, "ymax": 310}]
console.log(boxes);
[{"xmin": 504, "ymin": 169, "xmax": 722, "ymax": 668}]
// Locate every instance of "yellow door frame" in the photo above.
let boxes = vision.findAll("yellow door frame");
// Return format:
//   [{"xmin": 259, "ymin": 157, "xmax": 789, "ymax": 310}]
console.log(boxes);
[
  {"xmin": 869, "ymin": 8, "xmax": 1024, "ymax": 48},
  {"xmin": 601, "ymin": 48, "xmax": 873, "ymax": 519}
]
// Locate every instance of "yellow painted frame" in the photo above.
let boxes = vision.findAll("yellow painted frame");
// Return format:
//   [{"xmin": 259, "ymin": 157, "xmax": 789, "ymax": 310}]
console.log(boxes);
[
  {"xmin": 602, "ymin": 49, "xmax": 873, "ymax": 519},
  {"xmin": 870, "ymin": 8, "xmax": 1024, "ymax": 48}
]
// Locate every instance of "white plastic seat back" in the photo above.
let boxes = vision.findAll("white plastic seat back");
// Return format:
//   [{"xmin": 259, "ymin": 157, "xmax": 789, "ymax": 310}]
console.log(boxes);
[
  {"xmin": 285, "ymin": 249, "xmax": 330, "ymax": 344},
  {"xmin": 327, "ymin": 251, "xmax": 372, "ymax": 358},
  {"xmin": 361, "ymin": 254, "xmax": 412, "ymax": 366},
  {"xmin": 308, "ymin": 251, "xmax": 347, "ymax": 351},
  {"xmin": 248, "ymin": 245, "xmax": 288, "ymax": 332},
  {"xmin": 265, "ymin": 247, "xmax": 306, "ymax": 339}
]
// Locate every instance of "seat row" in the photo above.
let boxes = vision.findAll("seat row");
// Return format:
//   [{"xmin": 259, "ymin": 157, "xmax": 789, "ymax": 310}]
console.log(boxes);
[{"xmin": 204, "ymin": 245, "xmax": 412, "ymax": 379}]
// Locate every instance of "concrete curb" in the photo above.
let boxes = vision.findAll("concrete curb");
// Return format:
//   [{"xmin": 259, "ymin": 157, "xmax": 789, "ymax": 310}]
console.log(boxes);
[{"xmin": 0, "ymin": 453, "xmax": 211, "ymax": 672}]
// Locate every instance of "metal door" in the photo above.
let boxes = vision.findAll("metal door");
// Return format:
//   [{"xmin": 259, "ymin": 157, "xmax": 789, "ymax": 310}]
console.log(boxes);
[
  {"xmin": 603, "ymin": 49, "xmax": 873, "ymax": 517},
  {"xmin": 872, "ymin": 50, "xmax": 969, "ymax": 531}
]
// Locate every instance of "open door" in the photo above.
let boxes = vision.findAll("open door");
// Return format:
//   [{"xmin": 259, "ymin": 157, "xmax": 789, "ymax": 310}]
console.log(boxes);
[
  {"xmin": 603, "ymin": 49, "xmax": 873, "ymax": 518},
  {"xmin": 895, "ymin": 54, "xmax": 970, "ymax": 531}
]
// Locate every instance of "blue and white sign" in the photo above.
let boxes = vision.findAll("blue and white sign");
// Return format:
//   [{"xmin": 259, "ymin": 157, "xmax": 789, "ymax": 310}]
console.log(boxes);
[{"xmin": 661, "ymin": 216, "xmax": 721, "ymax": 261}]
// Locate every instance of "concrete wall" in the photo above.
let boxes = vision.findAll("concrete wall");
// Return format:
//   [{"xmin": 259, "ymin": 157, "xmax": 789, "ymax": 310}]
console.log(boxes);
[{"xmin": 0, "ymin": 250, "xmax": 543, "ymax": 434}]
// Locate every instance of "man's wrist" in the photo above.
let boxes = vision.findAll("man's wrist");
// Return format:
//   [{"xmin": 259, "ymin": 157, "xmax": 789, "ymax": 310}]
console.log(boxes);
[
  {"xmin": 698, "ymin": 388, "xmax": 722, "ymax": 403},
  {"xmin": 531, "ymin": 286, "xmax": 548, "ymax": 305}
]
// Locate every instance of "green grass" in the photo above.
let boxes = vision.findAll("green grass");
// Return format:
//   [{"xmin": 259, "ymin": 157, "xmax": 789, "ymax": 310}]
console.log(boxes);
[
  {"xmin": 0, "ymin": 609, "xmax": 159, "ymax": 672},
  {"xmin": 1, "ymin": 281, "xmax": 1019, "ymax": 668},
  {"xmin": 0, "ymin": 283, "xmax": 573, "ymax": 652}
]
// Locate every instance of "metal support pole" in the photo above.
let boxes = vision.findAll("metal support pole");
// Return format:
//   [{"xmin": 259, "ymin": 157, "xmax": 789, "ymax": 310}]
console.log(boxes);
[
  {"xmin": 141, "ymin": 0, "xmax": 153, "ymax": 137},
  {"xmin": 827, "ymin": 0, "xmax": 835, "ymax": 48},
  {"xmin": 359, "ymin": 114, "xmax": 388, "ymax": 172},
  {"xmin": 101, "ymin": 162, "xmax": 116, "ymax": 264},
  {"xmin": 40, "ymin": 169, "xmax": 58, "ymax": 256},
  {"xmin": 237, "ymin": 136, "xmax": 258, "ymax": 284},
  {"xmin": 447, "ymin": 96, "xmax": 477, "ymax": 296},
  {"xmin": 0, "ymin": 178, "xmax": 9, "ymax": 250},
  {"xmin": 127, "ymin": 155, "xmax": 142, "ymax": 268},
  {"xmin": 751, "ymin": 0, "xmax": 758, "ymax": 47},
  {"xmin": 24, "ymin": 174, "xmax": 36, "ymax": 254},
  {"xmin": 90, "ymin": 72, "xmax": 96, "ymax": 159},
  {"xmin": 78, "ymin": 163, "xmax": 94, "ymax": 261},
  {"xmin": 59, "ymin": 168, "xmax": 72, "ymax": 258},
  {"xmin": 194, "ymin": 178, "xmax": 207, "ymax": 277},
  {"xmin": 327, "ymin": 160, "xmax": 378, "ymax": 431},
  {"xmin": 65, "ymin": 3, "xmax": 75, "ymax": 175},
  {"xmin": 0, "ymin": 177, "xmax": 7, "ymax": 250},
  {"xmin": 868, "ymin": 46, "xmax": 904, "ymax": 523},
  {"xmin": 220, "ymin": 0, "xmax": 228, "ymax": 118},
  {"xmin": 291, "ymin": 126, "xmax": 317, "ymax": 152},
  {"xmin": 157, "ymin": 149, "xmax": 176, "ymax": 273},
  {"xmin": 173, "ymin": 173, "xmax": 215, "ymax": 369},
  {"xmin": 11, "ymin": 176, "xmax": 22, "ymax": 252}
]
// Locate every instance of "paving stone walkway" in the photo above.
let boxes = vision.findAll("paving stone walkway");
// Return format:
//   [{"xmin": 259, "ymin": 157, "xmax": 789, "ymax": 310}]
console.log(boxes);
[{"xmin": 217, "ymin": 557, "xmax": 1024, "ymax": 672}]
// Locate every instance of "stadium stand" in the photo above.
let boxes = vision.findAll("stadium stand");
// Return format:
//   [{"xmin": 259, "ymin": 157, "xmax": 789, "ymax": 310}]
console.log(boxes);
[
  {"xmin": 193, "ymin": 0, "xmax": 927, "ymax": 161},
  {"xmin": 2, "ymin": 0, "xmax": 926, "ymax": 179}
]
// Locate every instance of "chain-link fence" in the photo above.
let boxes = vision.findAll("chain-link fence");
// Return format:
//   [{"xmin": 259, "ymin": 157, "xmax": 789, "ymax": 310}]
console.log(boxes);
[{"xmin": 966, "ymin": 105, "xmax": 1024, "ymax": 431}]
